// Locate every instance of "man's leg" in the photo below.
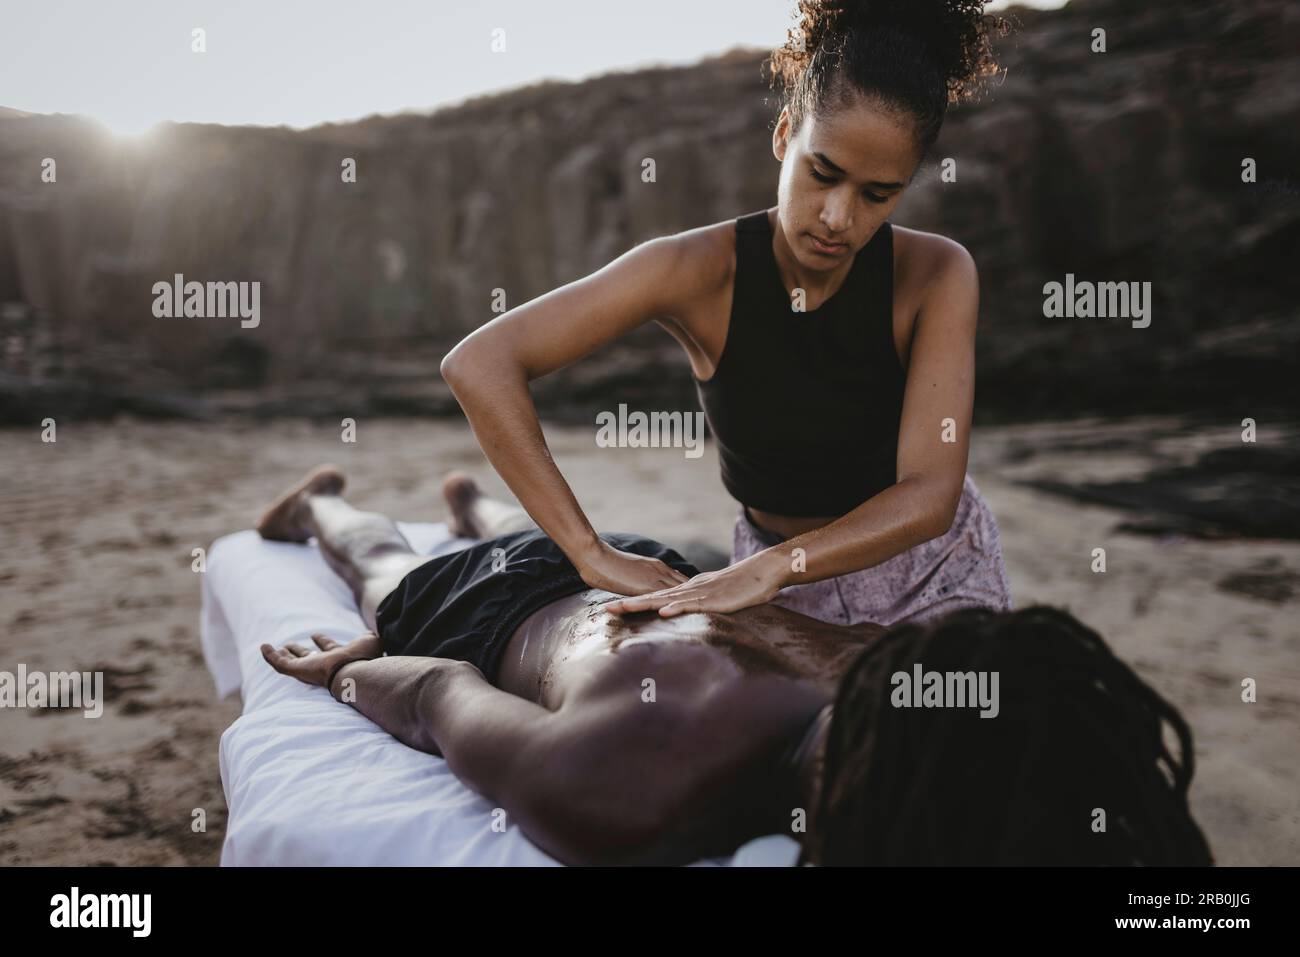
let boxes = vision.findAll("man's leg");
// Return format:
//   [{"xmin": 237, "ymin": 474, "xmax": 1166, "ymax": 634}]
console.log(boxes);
[
  {"xmin": 257, "ymin": 466, "xmax": 434, "ymax": 631},
  {"xmin": 441, "ymin": 471, "xmax": 538, "ymax": 538}
]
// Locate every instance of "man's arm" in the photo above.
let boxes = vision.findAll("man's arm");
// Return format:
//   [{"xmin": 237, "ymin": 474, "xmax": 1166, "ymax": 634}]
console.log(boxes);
[
  {"xmin": 261, "ymin": 634, "xmax": 555, "ymax": 783},
  {"xmin": 328, "ymin": 657, "xmax": 555, "ymax": 790},
  {"xmin": 265, "ymin": 636, "xmax": 666, "ymax": 863},
  {"xmin": 329, "ymin": 656, "xmax": 662, "ymax": 864},
  {"xmin": 326, "ymin": 655, "xmax": 458, "ymax": 754}
]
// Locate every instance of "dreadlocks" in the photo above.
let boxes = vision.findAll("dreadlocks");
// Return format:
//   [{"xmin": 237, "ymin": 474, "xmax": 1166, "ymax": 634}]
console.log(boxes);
[{"xmin": 799, "ymin": 605, "xmax": 1214, "ymax": 866}]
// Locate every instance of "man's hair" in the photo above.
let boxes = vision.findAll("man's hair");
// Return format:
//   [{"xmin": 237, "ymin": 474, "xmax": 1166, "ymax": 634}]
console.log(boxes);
[{"xmin": 800, "ymin": 605, "xmax": 1214, "ymax": 866}]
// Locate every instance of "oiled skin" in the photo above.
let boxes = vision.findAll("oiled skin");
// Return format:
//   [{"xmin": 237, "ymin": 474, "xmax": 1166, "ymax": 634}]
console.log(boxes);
[{"xmin": 492, "ymin": 588, "xmax": 883, "ymax": 863}]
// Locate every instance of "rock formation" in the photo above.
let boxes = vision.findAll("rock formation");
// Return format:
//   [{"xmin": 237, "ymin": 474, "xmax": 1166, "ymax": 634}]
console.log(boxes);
[{"xmin": 0, "ymin": 0, "xmax": 1295, "ymax": 424}]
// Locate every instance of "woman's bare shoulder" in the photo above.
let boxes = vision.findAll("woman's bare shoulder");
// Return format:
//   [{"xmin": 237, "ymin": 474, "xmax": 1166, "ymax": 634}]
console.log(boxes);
[
  {"xmin": 646, "ymin": 216, "xmax": 740, "ymax": 338},
  {"xmin": 661, "ymin": 216, "xmax": 739, "ymax": 292},
  {"xmin": 891, "ymin": 224, "xmax": 978, "ymax": 296},
  {"xmin": 894, "ymin": 222, "xmax": 977, "ymax": 270}
]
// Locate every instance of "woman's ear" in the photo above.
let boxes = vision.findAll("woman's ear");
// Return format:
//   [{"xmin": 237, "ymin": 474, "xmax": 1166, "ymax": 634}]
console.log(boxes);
[{"xmin": 772, "ymin": 106, "xmax": 791, "ymax": 163}]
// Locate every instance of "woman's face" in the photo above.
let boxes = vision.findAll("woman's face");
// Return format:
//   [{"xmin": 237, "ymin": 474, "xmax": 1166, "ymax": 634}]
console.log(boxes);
[{"xmin": 772, "ymin": 97, "xmax": 921, "ymax": 267}]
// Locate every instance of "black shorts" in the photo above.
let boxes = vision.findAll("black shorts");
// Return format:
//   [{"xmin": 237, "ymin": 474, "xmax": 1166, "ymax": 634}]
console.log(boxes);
[{"xmin": 374, "ymin": 529, "xmax": 699, "ymax": 684}]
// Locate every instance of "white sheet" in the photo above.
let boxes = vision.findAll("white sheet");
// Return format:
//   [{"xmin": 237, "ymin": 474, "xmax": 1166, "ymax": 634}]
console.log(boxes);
[{"xmin": 200, "ymin": 522, "xmax": 801, "ymax": 866}]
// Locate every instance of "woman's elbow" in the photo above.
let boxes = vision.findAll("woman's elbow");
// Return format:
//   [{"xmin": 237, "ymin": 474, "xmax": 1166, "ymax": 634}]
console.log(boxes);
[
  {"xmin": 439, "ymin": 343, "xmax": 474, "ymax": 388},
  {"xmin": 440, "ymin": 344, "xmax": 492, "ymax": 401},
  {"xmin": 440, "ymin": 339, "xmax": 527, "ymax": 395},
  {"xmin": 924, "ymin": 507, "xmax": 958, "ymax": 542},
  {"xmin": 914, "ymin": 488, "xmax": 962, "ymax": 542}
]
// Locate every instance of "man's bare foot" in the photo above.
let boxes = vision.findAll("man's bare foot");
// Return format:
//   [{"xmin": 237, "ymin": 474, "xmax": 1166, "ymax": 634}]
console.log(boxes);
[
  {"xmin": 257, "ymin": 465, "xmax": 347, "ymax": 542},
  {"xmin": 441, "ymin": 471, "xmax": 537, "ymax": 538},
  {"xmin": 442, "ymin": 471, "xmax": 484, "ymax": 539}
]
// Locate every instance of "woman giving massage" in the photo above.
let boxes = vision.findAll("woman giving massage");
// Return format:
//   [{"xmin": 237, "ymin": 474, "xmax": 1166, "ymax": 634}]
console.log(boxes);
[{"xmin": 440, "ymin": 0, "xmax": 1014, "ymax": 626}]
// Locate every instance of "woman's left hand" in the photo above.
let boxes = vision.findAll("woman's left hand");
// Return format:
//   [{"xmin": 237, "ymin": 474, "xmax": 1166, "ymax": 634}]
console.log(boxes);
[{"xmin": 598, "ymin": 550, "xmax": 787, "ymax": 617}]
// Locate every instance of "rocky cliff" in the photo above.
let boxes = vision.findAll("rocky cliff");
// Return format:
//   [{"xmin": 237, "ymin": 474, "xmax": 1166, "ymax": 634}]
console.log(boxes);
[{"xmin": 0, "ymin": 0, "xmax": 1295, "ymax": 425}]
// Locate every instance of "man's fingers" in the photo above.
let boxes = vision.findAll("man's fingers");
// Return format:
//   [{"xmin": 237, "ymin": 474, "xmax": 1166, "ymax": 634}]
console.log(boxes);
[
  {"xmin": 311, "ymin": 634, "xmax": 340, "ymax": 650},
  {"xmin": 285, "ymin": 643, "xmax": 310, "ymax": 657},
  {"xmin": 260, "ymin": 644, "xmax": 289, "ymax": 672}
]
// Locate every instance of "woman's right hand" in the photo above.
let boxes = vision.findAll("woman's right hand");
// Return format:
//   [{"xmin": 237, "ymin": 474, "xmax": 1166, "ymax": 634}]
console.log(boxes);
[{"xmin": 574, "ymin": 538, "xmax": 691, "ymax": 597}]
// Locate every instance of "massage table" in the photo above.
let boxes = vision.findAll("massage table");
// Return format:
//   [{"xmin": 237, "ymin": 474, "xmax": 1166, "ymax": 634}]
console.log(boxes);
[{"xmin": 200, "ymin": 522, "xmax": 802, "ymax": 866}]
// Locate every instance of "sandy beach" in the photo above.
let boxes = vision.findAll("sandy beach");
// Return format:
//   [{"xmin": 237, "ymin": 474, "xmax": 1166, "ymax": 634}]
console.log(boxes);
[{"xmin": 1, "ymin": 414, "xmax": 1297, "ymax": 865}]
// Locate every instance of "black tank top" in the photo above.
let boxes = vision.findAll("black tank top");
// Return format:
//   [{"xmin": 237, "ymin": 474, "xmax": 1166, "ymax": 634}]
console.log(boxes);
[{"xmin": 693, "ymin": 209, "xmax": 905, "ymax": 517}]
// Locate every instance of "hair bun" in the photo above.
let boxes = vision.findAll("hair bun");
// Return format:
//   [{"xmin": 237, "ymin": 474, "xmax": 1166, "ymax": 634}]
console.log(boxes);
[{"xmin": 771, "ymin": 0, "xmax": 1006, "ymax": 105}]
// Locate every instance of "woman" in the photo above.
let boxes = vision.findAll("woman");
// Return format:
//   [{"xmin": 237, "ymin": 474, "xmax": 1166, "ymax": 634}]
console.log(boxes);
[{"xmin": 441, "ymin": 0, "xmax": 1013, "ymax": 627}]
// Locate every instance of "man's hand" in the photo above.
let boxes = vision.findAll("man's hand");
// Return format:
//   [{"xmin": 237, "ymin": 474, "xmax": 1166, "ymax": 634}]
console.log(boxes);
[
  {"xmin": 260, "ymin": 631, "xmax": 384, "ymax": 691},
  {"xmin": 574, "ymin": 538, "xmax": 690, "ymax": 597},
  {"xmin": 599, "ymin": 549, "xmax": 786, "ymax": 617}
]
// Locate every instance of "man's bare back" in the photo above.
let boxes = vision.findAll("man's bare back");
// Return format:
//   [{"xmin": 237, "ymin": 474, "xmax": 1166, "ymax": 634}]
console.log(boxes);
[{"xmin": 493, "ymin": 588, "xmax": 881, "ymax": 860}]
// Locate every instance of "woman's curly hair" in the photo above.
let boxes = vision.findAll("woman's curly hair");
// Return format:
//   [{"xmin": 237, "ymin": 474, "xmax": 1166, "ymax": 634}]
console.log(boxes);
[{"xmin": 766, "ymin": 0, "xmax": 1009, "ymax": 151}]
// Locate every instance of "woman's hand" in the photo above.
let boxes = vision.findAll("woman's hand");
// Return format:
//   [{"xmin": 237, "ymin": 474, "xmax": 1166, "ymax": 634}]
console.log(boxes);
[
  {"xmin": 260, "ymin": 631, "xmax": 384, "ymax": 690},
  {"xmin": 598, "ymin": 550, "xmax": 787, "ymax": 617},
  {"xmin": 574, "ymin": 538, "xmax": 691, "ymax": 597}
]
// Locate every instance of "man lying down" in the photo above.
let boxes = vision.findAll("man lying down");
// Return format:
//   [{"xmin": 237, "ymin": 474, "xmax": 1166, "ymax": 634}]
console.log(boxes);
[{"xmin": 255, "ymin": 465, "xmax": 1213, "ymax": 867}]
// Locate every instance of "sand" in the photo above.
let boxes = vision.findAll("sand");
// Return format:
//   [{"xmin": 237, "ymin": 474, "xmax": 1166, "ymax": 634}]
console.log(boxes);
[{"xmin": 1, "ymin": 414, "xmax": 1296, "ymax": 865}]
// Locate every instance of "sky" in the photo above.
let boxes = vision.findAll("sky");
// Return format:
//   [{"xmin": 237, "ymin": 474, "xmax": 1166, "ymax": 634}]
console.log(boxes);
[{"xmin": 0, "ymin": 0, "xmax": 1068, "ymax": 134}]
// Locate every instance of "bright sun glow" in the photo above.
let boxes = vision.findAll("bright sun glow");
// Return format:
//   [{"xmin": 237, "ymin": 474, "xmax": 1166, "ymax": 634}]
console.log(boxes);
[{"xmin": 95, "ymin": 112, "xmax": 164, "ymax": 136}]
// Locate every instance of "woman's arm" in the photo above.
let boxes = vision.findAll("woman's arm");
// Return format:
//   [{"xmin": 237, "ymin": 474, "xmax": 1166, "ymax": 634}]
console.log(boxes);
[
  {"xmin": 440, "ymin": 234, "xmax": 711, "ymax": 596},
  {"xmin": 601, "ymin": 235, "xmax": 978, "ymax": 615}
]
